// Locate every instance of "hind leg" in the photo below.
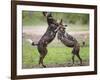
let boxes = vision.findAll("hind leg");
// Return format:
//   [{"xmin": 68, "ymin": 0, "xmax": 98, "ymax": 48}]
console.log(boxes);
[
  {"xmin": 72, "ymin": 54, "xmax": 75, "ymax": 66},
  {"xmin": 39, "ymin": 48, "xmax": 47, "ymax": 68},
  {"xmin": 72, "ymin": 48, "xmax": 76, "ymax": 66},
  {"xmin": 39, "ymin": 54, "xmax": 47, "ymax": 68},
  {"xmin": 76, "ymin": 54, "xmax": 82, "ymax": 65}
]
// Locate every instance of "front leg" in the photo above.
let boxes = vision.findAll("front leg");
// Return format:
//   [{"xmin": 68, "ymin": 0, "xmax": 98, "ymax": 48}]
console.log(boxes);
[
  {"xmin": 72, "ymin": 54, "xmax": 75, "ymax": 65},
  {"xmin": 54, "ymin": 27, "xmax": 60, "ymax": 32}
]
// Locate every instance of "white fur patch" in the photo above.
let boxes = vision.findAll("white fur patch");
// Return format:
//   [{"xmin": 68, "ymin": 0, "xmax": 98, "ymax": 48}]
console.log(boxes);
[{"xmin": 26, "ymin": 39, "xmax": 33, "ymax": 44}]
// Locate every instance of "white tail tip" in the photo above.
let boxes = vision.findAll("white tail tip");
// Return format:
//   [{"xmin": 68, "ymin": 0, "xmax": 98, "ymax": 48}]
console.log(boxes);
[{"xmin": 26, "ymin": 39, "xmax": 33, "ymax": 44}]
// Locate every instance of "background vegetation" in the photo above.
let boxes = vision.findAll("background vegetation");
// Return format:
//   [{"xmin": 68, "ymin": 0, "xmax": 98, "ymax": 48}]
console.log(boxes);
[{"xmin": 22, "ymin": 11, "xmax": 89, "ymax": 26}]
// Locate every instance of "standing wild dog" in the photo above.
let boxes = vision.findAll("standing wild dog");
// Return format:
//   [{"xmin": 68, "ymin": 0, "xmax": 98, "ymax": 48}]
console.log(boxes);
[
  {"xmin": 28, "ymin": 12, "xmax": 62, "ymax": 67},
  {"xmin": 57, "ymin": 19, "xmax": 82, "ymax": 66}
]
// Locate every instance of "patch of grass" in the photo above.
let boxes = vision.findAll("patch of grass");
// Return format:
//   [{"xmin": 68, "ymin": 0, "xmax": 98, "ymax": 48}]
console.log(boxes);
[
  {"xmin": 22, "ymin": 40, "xmax": 39, "ymax": 66},
  {"xmin": 22, "ymin": 11, "xmax": 46, "ymax": 26},
  {"xmin": 22, "ymin": 40, "xmax": 89, "ymax": 68},
  {"xmin": 66, "ymin": 24, "xmax": 89, "ymax": 31},
  {"xmin": 45, "ymin": 47, "xmax": 72, "ymax": 64}
]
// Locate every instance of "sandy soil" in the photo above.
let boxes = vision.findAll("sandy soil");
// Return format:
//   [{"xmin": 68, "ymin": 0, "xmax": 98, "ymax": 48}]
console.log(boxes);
[{"xmin": 23, "ymin": 26, "xmax": 89, "ymax": 43}]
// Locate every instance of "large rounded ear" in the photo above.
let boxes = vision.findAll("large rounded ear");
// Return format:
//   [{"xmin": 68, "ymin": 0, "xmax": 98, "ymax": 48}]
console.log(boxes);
[
  {"xmin": 48, "ymin": 12, "xmax": 52, "ymax": 17},
  {"xmin": 43, "ymin": 12, "xmax": 53, "ymax": 17},
  {"xmin": 59, "ymin": 19, "xmax": 63, "ymax": 25},
  {"xmin": 43, "ymin": 12, "xmax": 47, "ymax": 16}
]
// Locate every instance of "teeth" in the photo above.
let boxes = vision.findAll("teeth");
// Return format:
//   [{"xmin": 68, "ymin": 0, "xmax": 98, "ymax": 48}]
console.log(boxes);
[{"xmin": 26, "ymin": 39, "xmax": 33, "ymax": 44}]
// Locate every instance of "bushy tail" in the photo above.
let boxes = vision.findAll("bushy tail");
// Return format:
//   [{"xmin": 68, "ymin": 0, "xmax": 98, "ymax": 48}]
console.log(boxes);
[{"xmin": 26, "ymin": 39, "xmax": 38, "ymax": 46}]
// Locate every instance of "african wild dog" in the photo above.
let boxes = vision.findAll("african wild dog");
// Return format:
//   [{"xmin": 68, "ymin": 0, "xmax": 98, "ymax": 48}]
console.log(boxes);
[
  {"xmin": 28, "ymin": 12, "xmax": 62, "ymax": 67},
  {"xmin": 57, "ymin": 19, "xmax": 82, "ymax": 66}
]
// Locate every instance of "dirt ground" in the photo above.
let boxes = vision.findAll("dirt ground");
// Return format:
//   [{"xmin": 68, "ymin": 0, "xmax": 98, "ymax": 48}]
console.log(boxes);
[
  {"xmin": 23, "ymin": 60, "xmax": 89, "ymax": 69},
  {"xmin": 23, "ymin": 26, "xmax": 89, "ymax": 43}
]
